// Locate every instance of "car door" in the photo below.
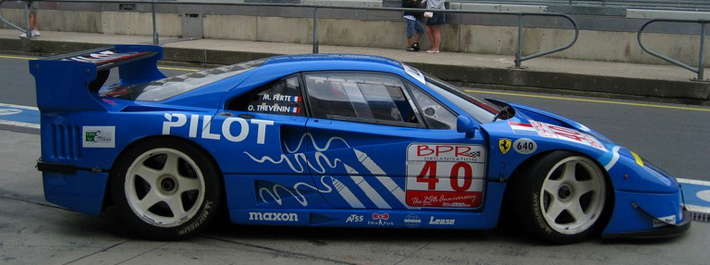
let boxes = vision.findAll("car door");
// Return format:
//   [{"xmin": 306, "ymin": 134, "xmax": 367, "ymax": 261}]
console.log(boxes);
[
  {"xmin": 302, "ymin": 72, "xmax": 488, "ymax": 211},
  {"xmin": 206, "ymin": 75, "xmax": 330, "ymax": 209}
]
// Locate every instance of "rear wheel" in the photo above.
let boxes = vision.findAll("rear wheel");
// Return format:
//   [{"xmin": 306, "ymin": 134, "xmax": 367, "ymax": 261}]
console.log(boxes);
[
  {"xmin": 511, "ymin": 151, "xmax": 610, "ymax": 244},
  {"xmin": 111, "ymin": 139, "xmax": 221, "ymax": 240}
]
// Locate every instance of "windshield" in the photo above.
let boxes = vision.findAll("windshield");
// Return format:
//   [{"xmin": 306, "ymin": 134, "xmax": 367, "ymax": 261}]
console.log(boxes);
[
  {"xmin": 422, "ymin": 74, "xmax": 500, "ymax": 123},
  {"xmin": 100, "ymin": 59, "xmax": 265, "ymax": 101}
]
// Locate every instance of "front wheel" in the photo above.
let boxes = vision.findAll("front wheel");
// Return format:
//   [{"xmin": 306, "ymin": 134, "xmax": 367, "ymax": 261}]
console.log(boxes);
[
  {"xmin": 111, "ymin": 138, "xmax": 221, "ymax": 240},
  {"xmin": 511, "ymin": 151, "xmax": 611, "ymax": 244}
]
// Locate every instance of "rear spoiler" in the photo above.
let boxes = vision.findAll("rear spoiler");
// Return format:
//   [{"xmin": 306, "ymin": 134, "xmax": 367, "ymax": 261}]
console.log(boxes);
[{"xmin": 30, "ymin": 45, "xmax": 166, "ymax": 112}]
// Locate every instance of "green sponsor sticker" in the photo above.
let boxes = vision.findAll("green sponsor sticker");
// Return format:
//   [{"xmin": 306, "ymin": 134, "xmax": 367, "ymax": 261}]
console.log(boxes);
[{"xmin": 85, "ymin": 131, "xmax": 99, "ymax": 142}]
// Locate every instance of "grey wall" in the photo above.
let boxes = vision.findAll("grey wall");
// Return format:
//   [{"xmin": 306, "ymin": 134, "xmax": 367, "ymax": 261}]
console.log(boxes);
[{"xmin": 1, "ymin": 1, "xmax": 708, "ymax": 66}]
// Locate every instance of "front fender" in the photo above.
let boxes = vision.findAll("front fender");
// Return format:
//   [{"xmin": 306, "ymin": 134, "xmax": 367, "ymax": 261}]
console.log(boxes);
[
  {"xmin": 598, "ymin": 146, "xmax": 678, "ymax": 193},
  {"xmin": 597, "ymin": 146, "xmax": 686, "ymax": 236}
]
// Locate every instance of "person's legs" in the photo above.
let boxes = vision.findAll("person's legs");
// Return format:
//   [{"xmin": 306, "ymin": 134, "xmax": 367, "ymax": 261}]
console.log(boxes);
[
  {"xmin": 28, "ymin": 1, "xmax": 39, "ymax": 37},
  {"xmin": 409, "ymin": 20, "xmax": 424, "ymax": 51},
  {"xmin": 425, "ymin": 13, "xmax": 440, "ymax": 53},
  {"xmin": 432, "ymin": 25, "xmax": 441, "ymax": 51},
  {"xmin": 29, "ymin": 14, "xmax": 36, "ymax": 30},
  {"xmin": 426, "ymin": 25, "xmax": 441, "ymax": 53},
  {"xmin": 414, "ymin": 20, "xmax": 424, "ymax": 44},
  {"xmin": 406, "ymin": 20, "xmax": 414, "ymax": 46},
  {"xmin": 406, "ymin": 19, "xmax": 417, "ymax": 51},
  {"xmin": 425, "ymin": 25, "xmax": 434, "ymax": 46}
]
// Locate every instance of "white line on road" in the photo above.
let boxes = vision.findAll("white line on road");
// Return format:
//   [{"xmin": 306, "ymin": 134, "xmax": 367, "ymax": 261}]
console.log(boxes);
[
  {"xmin": 0, "ymin": 103, "xmax": 38, "ymax": 110},
  {"xmin": 678, "ymin": 178, "xmax": 710, "ymax": 186},
  {"xmin": 0, "ymin": 120, "xmax": 40, "ymax": 129}
]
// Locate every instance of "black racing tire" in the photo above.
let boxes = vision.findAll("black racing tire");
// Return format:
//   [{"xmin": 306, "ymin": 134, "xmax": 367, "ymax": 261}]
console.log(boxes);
[
  {"xmin": 110, "ymin": 138, "xmax": 221, "ymax": 240},
  {"xmin": 510, "ymin": 151, "xmax": 612, "ymax": 244}
]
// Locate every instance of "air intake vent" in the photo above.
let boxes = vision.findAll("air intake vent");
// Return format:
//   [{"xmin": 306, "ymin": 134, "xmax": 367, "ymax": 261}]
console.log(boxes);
[{"xmin": 50, "ymin": 124, "xmax": 82, "ymax": 160}]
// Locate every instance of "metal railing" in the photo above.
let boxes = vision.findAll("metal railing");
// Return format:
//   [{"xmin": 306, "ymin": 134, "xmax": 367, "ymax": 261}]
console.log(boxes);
[
  {"xmin": 305, "ymin": 5, "xmax": 580, "ymax": 68},
  {"xmin": 459, "ymin": 0, "xmax": 710, "ymax": 12},
  {"xmin": 638, "ymin": 19, "xmax": 709, "ymax": 81},
  {"xmin": 1, "ymin": 0, "xmax": 579, "ymax": 68},
  {"xmin": 0, "ymin": 0, "xmax": 32, "ymax": 38},
  {"xmin": 514, "ymin": 13, "xmax": 578, "ymax": 67}
]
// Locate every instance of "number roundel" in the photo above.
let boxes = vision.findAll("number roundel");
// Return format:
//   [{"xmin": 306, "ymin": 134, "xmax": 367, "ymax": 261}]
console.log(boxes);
[{"xmin": 513, "ymin": 138, "xmax": 537, "ymax": 154}]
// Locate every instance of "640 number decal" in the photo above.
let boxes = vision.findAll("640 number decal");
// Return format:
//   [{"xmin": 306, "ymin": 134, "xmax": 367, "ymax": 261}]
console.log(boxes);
[{"xmin": 405, "ymin": 144, "xmax": 486, "ymax": 208}]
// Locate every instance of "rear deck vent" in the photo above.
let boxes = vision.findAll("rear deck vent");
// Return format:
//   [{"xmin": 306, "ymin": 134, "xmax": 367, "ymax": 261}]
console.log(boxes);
[{"xmin": 50, "ymin": 124, "xmax": 82, "ymax": 160}]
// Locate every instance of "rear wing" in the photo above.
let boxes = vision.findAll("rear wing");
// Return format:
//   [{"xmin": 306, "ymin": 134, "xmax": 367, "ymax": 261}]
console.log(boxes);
[{"xmin": 30, "ymin": 45, "xmax": 165, "ymax": 112}]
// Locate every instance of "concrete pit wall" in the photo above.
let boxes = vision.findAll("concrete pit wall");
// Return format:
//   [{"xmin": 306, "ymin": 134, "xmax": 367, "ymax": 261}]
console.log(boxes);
[
  {"xmin": 1, "ymin": 4, "xmax": 708, "ymax": 66},
  {"xmin": 101, "ymin": 12, "xmax": 181, "ymax": 37}
]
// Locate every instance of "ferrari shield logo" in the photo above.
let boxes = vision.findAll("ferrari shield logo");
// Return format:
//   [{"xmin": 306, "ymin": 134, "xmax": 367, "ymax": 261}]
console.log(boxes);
[{"xmin": 499, "ymin": 138, "xmax": 512, "ymax": 154}]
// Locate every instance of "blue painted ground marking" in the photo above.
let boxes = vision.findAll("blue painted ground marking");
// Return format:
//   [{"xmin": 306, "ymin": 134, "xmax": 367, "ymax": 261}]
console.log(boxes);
[
  {"xmin": 678, "ymin": 178, "xmax": 710, "ymax": 210},
  {"xmin": 678, "ymin": 178, "xmax": 710, "ymax": 222},
  {"xmin": 0, "ymin": 103, "xmax": 40, "ymax": 128}
]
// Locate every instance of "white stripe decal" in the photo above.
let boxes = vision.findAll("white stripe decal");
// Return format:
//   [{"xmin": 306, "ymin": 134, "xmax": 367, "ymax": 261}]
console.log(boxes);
[
  {"xmin": 604, "ymin": 146, "xmax": 621, "ymax": 171},
  {"xmin": 344, "ymin": 164, "xmax": 391, "ymax": 209},
  {"xmin": 331, "ymin": 177, "xmax": 365, "ymax": 208},
  {"xmin": 354, "ymin": 149, "xmax": 409, "ymax": 207},
  {"xmin": 377, "ymin": 177, "xmax": 408, "ymax": 206}
]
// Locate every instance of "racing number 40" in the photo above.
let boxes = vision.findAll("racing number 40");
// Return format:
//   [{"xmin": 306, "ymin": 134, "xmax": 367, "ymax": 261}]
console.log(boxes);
[{"xmin": 416, "ymin": 161, "xmax": 473, "ymax": 192}]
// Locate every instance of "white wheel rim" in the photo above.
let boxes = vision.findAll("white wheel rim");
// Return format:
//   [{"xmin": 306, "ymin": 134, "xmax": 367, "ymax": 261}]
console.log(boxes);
[
  {"xmin": 539, "ymin": 156, "xmax": 606, "ymax": 235},
  {"xmin": 124, "ymin": 148, "xmax": 206, "ymax": 227}
]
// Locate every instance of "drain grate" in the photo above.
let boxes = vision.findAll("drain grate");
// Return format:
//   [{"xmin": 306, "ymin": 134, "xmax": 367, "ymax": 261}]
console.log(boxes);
[{"xmin": 691, "ymin": 211, "xmax": 710, "ymax": 223}]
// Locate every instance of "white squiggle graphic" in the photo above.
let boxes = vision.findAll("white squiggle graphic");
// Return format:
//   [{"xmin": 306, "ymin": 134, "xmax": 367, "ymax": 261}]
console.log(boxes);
[
  {"xmin": 259, "ymin": 176, "xmax": 335, "ymax": 206},
  {"xmin": 244, "ymin": 134, "xmax": 349, "ymax": 174},
  {"xmin": 310, "ymin": 152, "xmax": 342, "ymax": 174},
  {"xmin": 243, "ymin": 151, "xmax": 342, "ymax": 174},
  {"xmin": 244, "ymin": 152, "xmax": 309, "ymax": 173},
  {"xmin": 284, "ymin": 132, "xmax": 351, "ymax": 154}
]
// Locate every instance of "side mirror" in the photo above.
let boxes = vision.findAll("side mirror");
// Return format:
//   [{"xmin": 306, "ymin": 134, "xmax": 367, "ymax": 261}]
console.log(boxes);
[{"xmin": 456, "ymin": 115, "xmax": 478, "ymax": 138}]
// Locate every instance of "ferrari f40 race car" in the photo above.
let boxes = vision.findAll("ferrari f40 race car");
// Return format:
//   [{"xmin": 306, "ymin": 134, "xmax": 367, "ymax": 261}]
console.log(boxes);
[{"xmin": 32, "ymin": 45, "xmax": 690, "ymax": 243}]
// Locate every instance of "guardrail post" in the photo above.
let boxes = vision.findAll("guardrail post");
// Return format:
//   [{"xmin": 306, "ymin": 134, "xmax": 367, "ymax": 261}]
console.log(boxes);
[
  {"xmin": 312, "ymin": 7, "xmax": 319, "ymax": 54},
  {"xmin": 152, "ymin": 0, "xmax": 159, "ymax": 45},
  {"xmin": 24, "ymin": 1, "xmax": 31, "ymax": 39},
  {"xmin": 514, "ymin": 14, "xmax": 523, "ymax": 68},
  {"xmin": 639, "ymin": 19, "xmax": 709, "ymax": 82},
  {"xmin": 699, "ymin": 23, "xmax": 706, "ymax": 81},
  {"xmin": 0, "ymin": 0, "xmax": 35, "ymax": 36}
]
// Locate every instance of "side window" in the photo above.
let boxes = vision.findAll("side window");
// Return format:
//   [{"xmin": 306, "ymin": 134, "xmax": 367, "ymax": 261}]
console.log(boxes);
[
  {"xmin": 409, "ymin": 87, "xmax": 458, "ymax": 129},
  {"xmin": 304, "ymin": 73, "xmax": 420, "ymax": 126},
  {"xmin": 227, "ymin": 76, "xmax": 304, "ymax": 116}
]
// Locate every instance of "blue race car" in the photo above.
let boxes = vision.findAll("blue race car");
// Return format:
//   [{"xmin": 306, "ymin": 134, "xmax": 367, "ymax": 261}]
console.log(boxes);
[{"xmin": 32, "ymin": 45, "xmax": 690, "ymax": 243}]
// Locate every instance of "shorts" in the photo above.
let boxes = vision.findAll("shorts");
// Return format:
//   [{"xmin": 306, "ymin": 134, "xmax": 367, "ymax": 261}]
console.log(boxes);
[
  {"xmin": 406, "ymin": 18, "xmax": 425, "ymax": 38},
  {"xmin": 426, "ymin": 12, "xmax": 446, "ymax": 26},
  {"xmin": 28, "ymin": 1, "xmax": 39, "ymax": 15}
]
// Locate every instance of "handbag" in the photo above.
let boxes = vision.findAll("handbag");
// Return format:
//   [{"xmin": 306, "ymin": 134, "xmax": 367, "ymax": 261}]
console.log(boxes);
[{"xmin": 423, "ymin": 12, "xmax": 433, "ymax": 18}]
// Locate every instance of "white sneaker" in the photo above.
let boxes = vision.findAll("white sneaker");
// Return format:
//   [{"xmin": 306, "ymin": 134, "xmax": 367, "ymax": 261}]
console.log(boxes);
[
  {"xmin": 31, "ymin": 30, "xmax": 40, "ymax": 37},
  {"xmin": 19, "ymin": 32, "xmax": 27, "ymax": 39}
]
